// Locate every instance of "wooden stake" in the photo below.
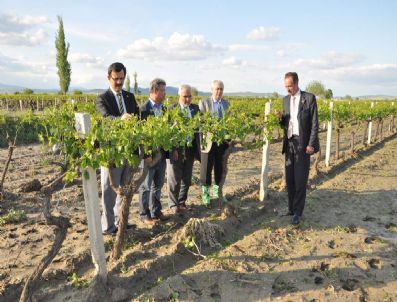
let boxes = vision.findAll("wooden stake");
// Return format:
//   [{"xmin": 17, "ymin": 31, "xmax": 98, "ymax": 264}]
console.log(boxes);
[
  {"xmin": 74, "ymin": 113, "xmax": 107, "ymax": 280},
  {"xmin": 260, "ymin": 101, "xmax": 272, "ymax": 201}
]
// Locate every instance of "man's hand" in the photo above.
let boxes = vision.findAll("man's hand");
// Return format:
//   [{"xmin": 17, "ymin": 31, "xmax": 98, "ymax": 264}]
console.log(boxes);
[
  {"xmin": 306, "ymin": 145, "xmax": 314, "ymax": 155},
  {"xmin": 121, "ymin": 113, "xmax": 132, "ymax": 120},
  {"xmin": 275, "ymin": 110, "xmax": 284, "ymax": 120},
  {"xmin": 144, "ymin": 156, "xmax": 153, "ymax": 166},
  {"xmin": 172, "ymin": 150, "xmax": 179, "ymax": 161}
]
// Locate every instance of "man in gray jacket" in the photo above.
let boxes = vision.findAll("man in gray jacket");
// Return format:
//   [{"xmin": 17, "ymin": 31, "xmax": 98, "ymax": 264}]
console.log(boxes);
[{"xmin": 199, "ymin": 80, "xmax": 229, "ymax": 206}]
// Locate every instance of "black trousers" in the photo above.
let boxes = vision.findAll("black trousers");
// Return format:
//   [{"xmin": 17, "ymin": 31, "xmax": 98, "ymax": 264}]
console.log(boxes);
[
  {"xmin": 285, "ymin": 136, "xmax": 311, "ymax": 217},
  {"xmin": 200, "ymin": 142, "xmax": 228, "ymax": 186}
]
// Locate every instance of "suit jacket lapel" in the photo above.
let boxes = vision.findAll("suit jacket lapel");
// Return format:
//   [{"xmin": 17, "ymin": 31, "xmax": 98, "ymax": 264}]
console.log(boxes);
[
  {"xmin": 298, "ymin": 92, "xmax": 306, "ymax": 118},
  {"xmin": 189, "ymin": 104, "xmax": 197, "ymax": 117},
  {"xmin": 284, "ymin": 96, "xmax": 291, "ymax": 115},
  {"xmin": 107, "ymin": 89, "xmax": 121, "ymax": 115},
  {"xmin": 122, "ymin": 91, "xmax": 130, "ymax": 114}
]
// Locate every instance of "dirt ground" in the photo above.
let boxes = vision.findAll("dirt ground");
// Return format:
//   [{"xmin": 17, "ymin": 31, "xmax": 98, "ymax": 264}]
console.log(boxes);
[{"xmin": 0, "ymin": 123, "xmax": 396, "ymax": 302}]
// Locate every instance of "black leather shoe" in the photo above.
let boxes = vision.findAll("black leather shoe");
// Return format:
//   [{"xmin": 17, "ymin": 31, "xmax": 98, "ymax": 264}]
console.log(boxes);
[
  {"xmin": 102, "ymin": 227, "xmax": 118, "ymax": 236},
  {"xmin": 153, "ymin": 212, "xmax": 170, "ymax": 221},
  {"xmin": 292, "ymin": 215, "xmax": 301, "ymax": 225},
  {"xmin": 126, "ymin": 223, "xmax": 137, "ymax": 229},
  {"xmin": 283, "ymin": 210, "xmax": 294, "ymax": 216}
]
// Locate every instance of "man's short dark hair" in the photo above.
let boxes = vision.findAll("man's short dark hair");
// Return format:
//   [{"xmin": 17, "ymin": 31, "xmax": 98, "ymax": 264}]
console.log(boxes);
[
  {"xmin": 150, "ymin": 78, "xmax": 166, "ymax": 93},
  {"xmin": 108, "ymin": 62, "xmax": 126, "ymax": 76},
  {"xmin": 285, "ymin": 72, "xmax": 299, "ymax": 84}
]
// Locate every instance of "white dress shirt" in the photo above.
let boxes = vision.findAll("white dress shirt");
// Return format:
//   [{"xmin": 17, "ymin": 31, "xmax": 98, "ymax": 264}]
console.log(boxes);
[{"xmin": 288, "ymin": 89, "xmax": 301, "ymax": 138}]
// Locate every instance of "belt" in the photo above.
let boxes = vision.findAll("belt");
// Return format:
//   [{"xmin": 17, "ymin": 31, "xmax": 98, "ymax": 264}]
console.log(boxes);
[{"xmin": 288, "ymin": 135, "xmax": 299, "ymax": 140}]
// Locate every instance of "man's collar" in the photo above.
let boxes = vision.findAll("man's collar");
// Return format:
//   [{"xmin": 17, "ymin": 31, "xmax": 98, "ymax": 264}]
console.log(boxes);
[
  {"xmin": 110, "ymin": 87, "xmax": 122, "ymax": 96},
  {"xmin": 212, "ymin": 96, "xmax": 222, "ymax": 103},
  {"xmin": 149, "ymin": 98, "xmax": 162, "ymax": 107},
  {"xmin": 292, "ymin": 89, "xmax": 301, "ymax": 98}
]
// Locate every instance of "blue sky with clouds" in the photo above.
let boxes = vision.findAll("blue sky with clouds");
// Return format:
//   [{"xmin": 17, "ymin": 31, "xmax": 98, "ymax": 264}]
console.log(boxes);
[{"xmin": 0, "ymin": 0, "xmax": 396, "ymax": 96}]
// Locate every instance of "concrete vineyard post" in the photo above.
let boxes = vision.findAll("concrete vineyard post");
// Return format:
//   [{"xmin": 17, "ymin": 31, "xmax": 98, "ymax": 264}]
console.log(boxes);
[
  {"xmin": 74, "ymin": 113, "xmax": 107, "ymax": 280},
  {"xmin": 325, "ymin": 102, "xmax": 334, "ymax": 167},
  {"xmin": 259, "ymin": 101, "xmax": 272, "ymax": 201},
  {"xmin": 367, "ymin": 102, "xmax": 375, "ymax": 145}
]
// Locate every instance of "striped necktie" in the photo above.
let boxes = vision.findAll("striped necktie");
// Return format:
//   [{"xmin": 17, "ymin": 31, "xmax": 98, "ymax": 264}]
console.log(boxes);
[{"xmin": 117, "ymin": 93, "xmax": 125, "ymax": 115}]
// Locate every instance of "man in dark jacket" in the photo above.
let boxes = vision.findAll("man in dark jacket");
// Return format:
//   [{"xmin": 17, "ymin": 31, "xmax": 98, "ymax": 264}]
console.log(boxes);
[
  {"xmin": 96, "ymin": 62, "xmax": 139, "ymax": 235},
  {"xmin": 166, "ymin": 84, "xmax": 201, "ymax": 214},
  {"xmin": 279, "ymin": 72, "xmax": 319, "ymax": 225},
  {"xmin": 138, "ymin": 78, "xmax": 170, "ymax": 224}
]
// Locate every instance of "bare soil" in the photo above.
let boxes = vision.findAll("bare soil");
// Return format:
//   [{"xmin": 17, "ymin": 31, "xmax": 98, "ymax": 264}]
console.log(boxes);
[{"xmin": 0, "ymin": 125, "xmax": 396, "ymax": 302}]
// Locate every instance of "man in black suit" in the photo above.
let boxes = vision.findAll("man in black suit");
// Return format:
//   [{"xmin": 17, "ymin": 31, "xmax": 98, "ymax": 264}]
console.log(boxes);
[
  {"xmin": 138, "ymin": 78, "xmax": 170, "ymax": 224},
  {"xmin": 279, "ymin": 72, "xmax": 319, "ymax": 225},
  {"xmin": 96, "ymin": 62, "xmax": 139, "ymax": 235},
  {"xmin": 166, "ymin": 84, "xmax": 201, "ymax": 214}
]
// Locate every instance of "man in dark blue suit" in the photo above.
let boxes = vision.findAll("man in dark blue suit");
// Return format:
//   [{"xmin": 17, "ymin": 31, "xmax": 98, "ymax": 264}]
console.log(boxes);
[
  {"xmin": 279, "ymin": 72, "xmax": 319, "ymax": 225},
  {"xmin": 96, "ymin": 62, "xmax": 139, "ymax": 235},
  {"xmin": 138, "ymin": 78, "xmax": 170, "ymax": 224}
]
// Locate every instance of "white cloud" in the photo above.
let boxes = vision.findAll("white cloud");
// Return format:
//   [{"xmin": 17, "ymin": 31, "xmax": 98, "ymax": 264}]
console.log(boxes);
[
  {"xmin": 0, "ymin": 52, "xmax": 51, "ymax": 74},
  {"xmin": 67, "ymin": 26, "xmax": 115, "ymax": 42},
  {"xmin": 292, "ymin": 51, "xmax": 365, "ymax": 70},
  {"xmin": 0, "ymin": 13, "xmax": 50, "ymax": 32},
  {"xmin": 228, "ymin": 44, "xmax": 269, "ymax": 51},
  {"xmin": 246, "ymin": 26, "xmax": 281, "ymax": 41},
  {"xmin": 0, "ymin": 28, "xmax": 48, "ymax": 46},
  {"xmin": 118, "ymin": 32, "xmax": 225, "ymax": 61},
  {"xmin": 321, "ymin": 64, "xmax": 397, "ymax": 85},
  {"xmin": 0, "ymin": 13, "xmax": 50, "ymax": 46},
  {"xmin": 222, "ymin": 56, "xmax": 247, "ymax": 68},
  {"xmin": 69, "ymin": 52, "xmax": 105, "ymax": 68}
]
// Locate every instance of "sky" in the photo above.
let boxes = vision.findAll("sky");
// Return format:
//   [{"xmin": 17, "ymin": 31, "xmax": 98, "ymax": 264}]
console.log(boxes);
[{"xmin": 0, "ymin": 0, "xmax": 396, "ymax": 96}]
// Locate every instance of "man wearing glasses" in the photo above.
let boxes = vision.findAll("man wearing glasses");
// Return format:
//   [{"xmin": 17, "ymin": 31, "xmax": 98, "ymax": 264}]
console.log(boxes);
[{"xmin": 96, "ymin": 62, "xmax": 139, "ymax": 235}]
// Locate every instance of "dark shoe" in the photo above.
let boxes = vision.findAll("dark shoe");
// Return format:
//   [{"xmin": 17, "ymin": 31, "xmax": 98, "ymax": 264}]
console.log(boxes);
[
  {"xmin": 179, "ymin": 203, "xmax": 192, "ymax": 212},
  {"xmin": 141, "ymin": 217, "xmax": 156, "ymax": 225},
  {"xmin": 102, "ymin": 227, "xmax": 118, "ymax": 236},
  {"xmin": 126, "ymin": 223, "xmax": 137, "ymax": 229},
  {"xmin": 292, "ymin": 215, "xmax": 301, "ymax": 225},
  {"xmin": 284, "ymin": 210, "xmax": 294, "ymax": 216},
  {"xmin": 153, "ymin": 212, "xmax": 170, "ymax": 221}
]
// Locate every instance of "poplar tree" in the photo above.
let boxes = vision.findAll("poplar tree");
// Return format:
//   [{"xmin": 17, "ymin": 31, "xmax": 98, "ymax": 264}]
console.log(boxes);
[
  {"xmin": 133, "ymin": 71, "xmax": 140, "ymax": 95},
  {"xmin": 124, "ymin": 74, "xmax": 131, "ymax": 92},
  {"xmin": 55, "ymin": 16, "xmax": 71, "ymax": 94}
]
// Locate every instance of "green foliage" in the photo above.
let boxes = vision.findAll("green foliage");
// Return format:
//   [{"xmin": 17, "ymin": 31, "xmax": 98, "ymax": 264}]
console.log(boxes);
[
  {"xmin": 0, "ymin": 209, "xmax": 27, "ymax": 225},
  {"xmin": 0, "ymin": 110, "xmax": 43, "ymax": 147},
  {"xmin": 183, "ymin": 236, "xmax": 197, "ymax": 250},
  {"xmin": 124, "ymin": 74, "xmax": 131, "ymax": 92},
  {"xmin": 55, "ymin": 16, "xmax": 71, "ymax": 94},
  {"xmin": 305, "ymin": 80, "xmax": 326, "ymax": 98},
  {"xmin": 170, "ymin": 291, "xmax": 180, "ymax": 301},
  {"xmin": 191, "ymin": 87, "xmax": 198, "ymax": 97},
  {"xmin": 73, "ymin": 90, "xmax": 83, "ymax": 95},
  {"xmin": 22, "ymin": 88, "xmax": 34, "ymax": 94},
  {"xmin": 68, "ymin": 272, "xmax": 89, "ymax": 289},
  {"xmin": 325, "ymin": 89, "xmax": 333, "ymax": 99},
  {"xmin": 133, "ymin": 72, "xmax": 140, "ymax": 95}
]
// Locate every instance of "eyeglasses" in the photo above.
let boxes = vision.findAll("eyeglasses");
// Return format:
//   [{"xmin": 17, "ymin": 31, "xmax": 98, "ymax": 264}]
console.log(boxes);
[
  {"xmin": 181, "ymin": 95, "xmax": 192, "ymax": 98},
  {"xmin": 110, "ymin": 76, "xmax": 125, "ymax": 82}
]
